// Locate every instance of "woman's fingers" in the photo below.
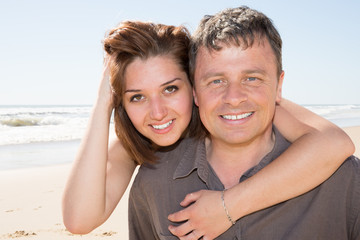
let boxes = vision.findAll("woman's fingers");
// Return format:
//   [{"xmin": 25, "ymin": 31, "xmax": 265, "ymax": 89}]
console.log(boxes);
[
  {"xmin": 168, "ymin": 206, "xmax": 190, "ymax": 223},
  {"xmin": 168, "ymin": 221, "xmax": 192, "ymax": 237},
  {"xmin": 169, "ymin": 222, "xmax": 205, "ymax": 240}
]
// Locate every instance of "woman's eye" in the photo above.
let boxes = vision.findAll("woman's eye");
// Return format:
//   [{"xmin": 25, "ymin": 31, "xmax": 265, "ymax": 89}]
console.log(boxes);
[
  {"xmin": 130, "ymin": 94, "xmax": 144, "ymax": 102},
  {"xmin": 164, "ymin": 85, "xmax": 178, "ymax": 94}
]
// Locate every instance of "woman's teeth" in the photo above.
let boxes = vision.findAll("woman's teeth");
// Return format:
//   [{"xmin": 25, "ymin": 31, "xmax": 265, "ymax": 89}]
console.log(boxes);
[{"xmin": 152, "ymin": 120, "xmax": 173, "ymax": 130}]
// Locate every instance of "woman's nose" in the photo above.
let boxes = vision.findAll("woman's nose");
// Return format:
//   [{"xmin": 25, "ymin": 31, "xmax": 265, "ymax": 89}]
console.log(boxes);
[{"xmin": 149, "ymin": 97, "xmax": 168, "ymax": 120}]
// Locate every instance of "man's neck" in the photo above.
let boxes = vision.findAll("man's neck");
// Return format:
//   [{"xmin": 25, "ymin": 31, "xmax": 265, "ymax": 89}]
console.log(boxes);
[{"xmin": 206, "ymin": 128, "xmax": 275, "ymax": 189}]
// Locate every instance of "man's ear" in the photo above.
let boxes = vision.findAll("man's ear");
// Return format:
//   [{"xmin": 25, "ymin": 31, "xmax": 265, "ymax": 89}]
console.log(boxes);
[
  {"xmin": 276, "ymin": 71, "xmax": 284, "ymax": 104},
  {"xmin": 193, "ymin": 88, "xmax": 199, "ymax": 107}
]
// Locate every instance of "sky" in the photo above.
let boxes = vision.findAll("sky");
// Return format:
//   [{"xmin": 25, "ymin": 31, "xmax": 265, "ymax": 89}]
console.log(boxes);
[{"xmin": 0, "ymin": 0, "xmax": 359, "ymax": 105}]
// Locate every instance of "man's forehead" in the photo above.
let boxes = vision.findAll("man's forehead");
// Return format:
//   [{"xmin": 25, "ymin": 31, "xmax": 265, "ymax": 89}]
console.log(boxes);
[
  {"xmin": 195, "ymin": 39, "xmax": 268, "ymax": 65},
  {"xmin": 196, "ymin": 46, "xmax": 214, "ymax": 59},
  {"xmin": 194, "ymin": 38, "xmax": 279, "ymax": 81},
  {"xmin": 196, "ymin": 35, "xmax": 267, "ymax": 56}
]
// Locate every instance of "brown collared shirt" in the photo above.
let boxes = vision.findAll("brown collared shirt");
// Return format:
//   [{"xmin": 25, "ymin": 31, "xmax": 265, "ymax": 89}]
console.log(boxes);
[{"xmin": 128, "ymin": 128, "xmax": 360, "ymax": 239}]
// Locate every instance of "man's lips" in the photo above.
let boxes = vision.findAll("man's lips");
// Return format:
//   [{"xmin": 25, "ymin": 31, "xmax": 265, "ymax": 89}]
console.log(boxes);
[{"xmin": 220, "ymin": 112, "xmax": 254, "ymax": 120}]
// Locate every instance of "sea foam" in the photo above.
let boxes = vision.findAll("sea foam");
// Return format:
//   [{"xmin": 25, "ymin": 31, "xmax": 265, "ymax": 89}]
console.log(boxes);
[
  {"xmin": 0, "ymin": 104, "xmax": 359, "ymax": 146},
  {"xmin": 0, "ymin": 105, "xmax": 94, "ymax": 145}
]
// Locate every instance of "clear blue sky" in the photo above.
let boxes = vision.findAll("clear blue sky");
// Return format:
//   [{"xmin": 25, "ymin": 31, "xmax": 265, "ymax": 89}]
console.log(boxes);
[{"xmin": 1, "ymin": 0, "xmax": 359, "ymax": 105}]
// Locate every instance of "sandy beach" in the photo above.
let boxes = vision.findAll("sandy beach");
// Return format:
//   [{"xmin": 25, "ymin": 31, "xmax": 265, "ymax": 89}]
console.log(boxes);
[
  {"xmin": 0, "ymin": 126, "xmax": 359, "ymax": 240},
  {"xmin": 0, "ymin": 163, "xmax": 131, "ymax": 240}
]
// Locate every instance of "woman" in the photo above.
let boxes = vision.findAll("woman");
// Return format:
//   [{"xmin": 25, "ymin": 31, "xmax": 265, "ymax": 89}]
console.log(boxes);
[{"xmin": 62, "ymin": 21, "xmax": 354, "ymax": 238}]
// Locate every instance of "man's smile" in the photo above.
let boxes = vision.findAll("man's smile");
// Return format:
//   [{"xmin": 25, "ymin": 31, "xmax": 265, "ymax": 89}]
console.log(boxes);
[{"xmin": 220, "ymin": 112, "xmax": 254, "ymax": 120}]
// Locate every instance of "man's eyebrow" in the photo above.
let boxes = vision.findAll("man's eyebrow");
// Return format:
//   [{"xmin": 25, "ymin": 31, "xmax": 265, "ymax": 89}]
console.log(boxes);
[
  {"xmin": 199, "ymin": 67, "xmax": 267, "ymax": 78},
  {"xmin": 124, "ymin": 78, "xmax": 182, "ymax": 93},
  {"xmin": 198, "ymin": 71, "xmax": 225, "ymax": 81},
  {"xmin": 243, "ymin": 69, "xmax": 267, "ymax": 75}
]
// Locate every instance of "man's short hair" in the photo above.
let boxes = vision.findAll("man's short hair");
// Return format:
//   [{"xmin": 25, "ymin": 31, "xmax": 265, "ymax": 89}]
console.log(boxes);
[{"xmin": 189, "ymin": 6, "xmax": 283, "ymax": 82}]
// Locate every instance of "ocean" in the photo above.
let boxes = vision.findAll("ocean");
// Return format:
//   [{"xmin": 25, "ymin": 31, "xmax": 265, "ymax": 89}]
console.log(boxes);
[
  {"xmin": 0, "ymin": 105, "xmax": 91, "ymax": 145},
  {"xmin": 0, "ymin": 104, "xmax": 359, "ymax": 170},
  {"xmin": 0, "ymin": 105, "xmax": 95, "ymax": 170},
  {"xmin": 305, "ymin": 104, "xmax": 360, "ymax": 128}
]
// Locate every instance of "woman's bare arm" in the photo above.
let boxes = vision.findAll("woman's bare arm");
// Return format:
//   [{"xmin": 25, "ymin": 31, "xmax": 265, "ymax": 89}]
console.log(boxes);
[
  {"xmin": 62, "ymin": 59, "xmax": 136, "ymax": 234},
  {"xmin": 168, "ymin": 98, "xmax": 355, "ymax": 240},
  {"xmin": 227, "ymin": 98, "xmax": 354, "ymax": 216}
]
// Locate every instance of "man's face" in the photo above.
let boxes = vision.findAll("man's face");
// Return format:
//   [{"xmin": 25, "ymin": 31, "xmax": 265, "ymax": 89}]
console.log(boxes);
[{"xmin": 193, "ymin": 38, "xmax": 284, "ymax": 147}]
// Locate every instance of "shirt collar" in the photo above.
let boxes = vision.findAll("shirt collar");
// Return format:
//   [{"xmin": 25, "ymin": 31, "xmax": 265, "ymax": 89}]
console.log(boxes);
[
  {"xmin": 173, "ymin": 137, "xmax": 211, "ymax": 184},
  {"xmin": 241, "ymin": 126, "xmax": 290, "ymax": 180},
  {"xmin": 173, "ymin": 126, "xmax": 290, "ymax": 184}
]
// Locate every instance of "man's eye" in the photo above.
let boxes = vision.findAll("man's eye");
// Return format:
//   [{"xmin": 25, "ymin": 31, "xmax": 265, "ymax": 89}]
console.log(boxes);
[
  {"xmin": 130, "ymin": 94, "xmax": 144, "ymax": 102},
  {"xmin": 164, "ymin": 85, "xmax": 178, "ymax": 94},
  {"xmin": 244, "ymin": 77, "xmax": 262, "ymax": 86},
  {"xmin": 211, "ymin": 79, "xmax": 223, "ymax": 84}
]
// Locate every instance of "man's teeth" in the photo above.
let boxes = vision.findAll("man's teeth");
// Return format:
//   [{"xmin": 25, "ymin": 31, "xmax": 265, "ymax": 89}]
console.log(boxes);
[
  {"xmin": 152, "ymin": 120, "xmax": 173, "ymax": 130},
  {"xmin": 222, "ymin": 112, "xmax": 253, "ymax": 120}
]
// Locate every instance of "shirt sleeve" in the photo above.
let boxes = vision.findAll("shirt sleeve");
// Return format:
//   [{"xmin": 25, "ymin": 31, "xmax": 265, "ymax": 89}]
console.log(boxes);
[
  {"xmin": 128, "ymin": 174, "xmax": 157, "ymax": 240},
  {"xmin": 350, "ymin": 156, "xmax": 360, "ymax": 240},
  {"xmin": 352, "ymin": 211, "xmax": 360, "ymax": 240}
]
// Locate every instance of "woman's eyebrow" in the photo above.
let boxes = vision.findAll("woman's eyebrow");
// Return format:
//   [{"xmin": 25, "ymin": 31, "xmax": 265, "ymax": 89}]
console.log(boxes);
[
  {"xmin": 124, "ymin": 89, "xmax": 141, "ymax": 93},
  {"xmin": 124, "ymin": 78, "xmax": 182, "ymax": 93},
  {"xmin": 160, "ymin": 78, "xmax": 181, "ymax": 87}
]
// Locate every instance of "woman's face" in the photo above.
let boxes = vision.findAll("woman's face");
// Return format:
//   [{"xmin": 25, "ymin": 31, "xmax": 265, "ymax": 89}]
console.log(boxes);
[{"xmin": 123, "ymin": 55, "xmax": 193, "ymax": 147}]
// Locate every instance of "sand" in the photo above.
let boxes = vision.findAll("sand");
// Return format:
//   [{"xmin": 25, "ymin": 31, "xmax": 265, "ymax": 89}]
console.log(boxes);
[
  {"xmin": 0, "ymin": 163, "xmax": 131, "ymax": 239},
  {"xmin": 343, "ymin": 126, "xmax": 360, "ymax": 158},
  {"xmin": 0, "ymin": 126, "xmax": 359, "ymax": 239}
]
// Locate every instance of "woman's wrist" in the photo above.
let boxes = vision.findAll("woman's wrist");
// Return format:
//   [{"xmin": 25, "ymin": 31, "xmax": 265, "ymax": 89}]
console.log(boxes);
[
  {"xmin": 93, "ymin": 95, "xmax": 113, "ymax": 120},
  {"xmin": 223, "ymin": 182, "xmax": 254, "ymax": 221},
  {"xmin": 221, "ymin": 190, "xmax": 236, "ymax": 225}
]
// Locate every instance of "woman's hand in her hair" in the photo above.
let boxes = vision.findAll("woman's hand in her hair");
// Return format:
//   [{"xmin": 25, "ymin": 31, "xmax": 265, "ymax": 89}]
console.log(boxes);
[
  {"xmin": 97, "ymin": 54, "xmax": 114, "ymax": 112},
  {"xmin": 168, "ymin": 190, "xmax": 232, "ymax": 240}
]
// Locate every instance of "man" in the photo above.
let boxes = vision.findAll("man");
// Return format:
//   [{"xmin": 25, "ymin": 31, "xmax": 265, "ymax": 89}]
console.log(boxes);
[{"xmin": 128, "ymin": 6, "xmax": 360, "ymax": 239}]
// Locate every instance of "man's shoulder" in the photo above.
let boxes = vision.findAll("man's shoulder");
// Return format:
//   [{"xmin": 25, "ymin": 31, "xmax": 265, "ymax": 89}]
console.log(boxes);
[
  {"xmin": 325, "ymin": 155, "xmax": 360, "ymax": 187},
  {"xmin": 151, "ymin": 137, "xmax": 202, "ymax": 168},
  {"xmin": 155, "ymin": 137, "xmax": 201, "ymax": 162},
  {"xmin": 337, "ymin": 155, "xmax": 359, "ymax": 173},
  {"xmin": 133, "ymin": 137, "xmax": 203, "ymax": 186}
]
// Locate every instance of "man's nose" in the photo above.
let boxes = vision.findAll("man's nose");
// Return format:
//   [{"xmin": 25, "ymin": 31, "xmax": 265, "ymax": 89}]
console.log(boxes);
[
  {"xmin": 223, "ymin": 82, "xmax": 248, "ymax": 106},
  {"xmin": 149, "ymin": 97, "xmax": 168, "ymax": 120}
]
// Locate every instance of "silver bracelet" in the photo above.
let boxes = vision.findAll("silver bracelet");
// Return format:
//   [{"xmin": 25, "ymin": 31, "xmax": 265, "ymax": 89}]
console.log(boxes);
[{"xmin": 221, "ymin": 190, "xmax": 236, "ymax": 225}]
